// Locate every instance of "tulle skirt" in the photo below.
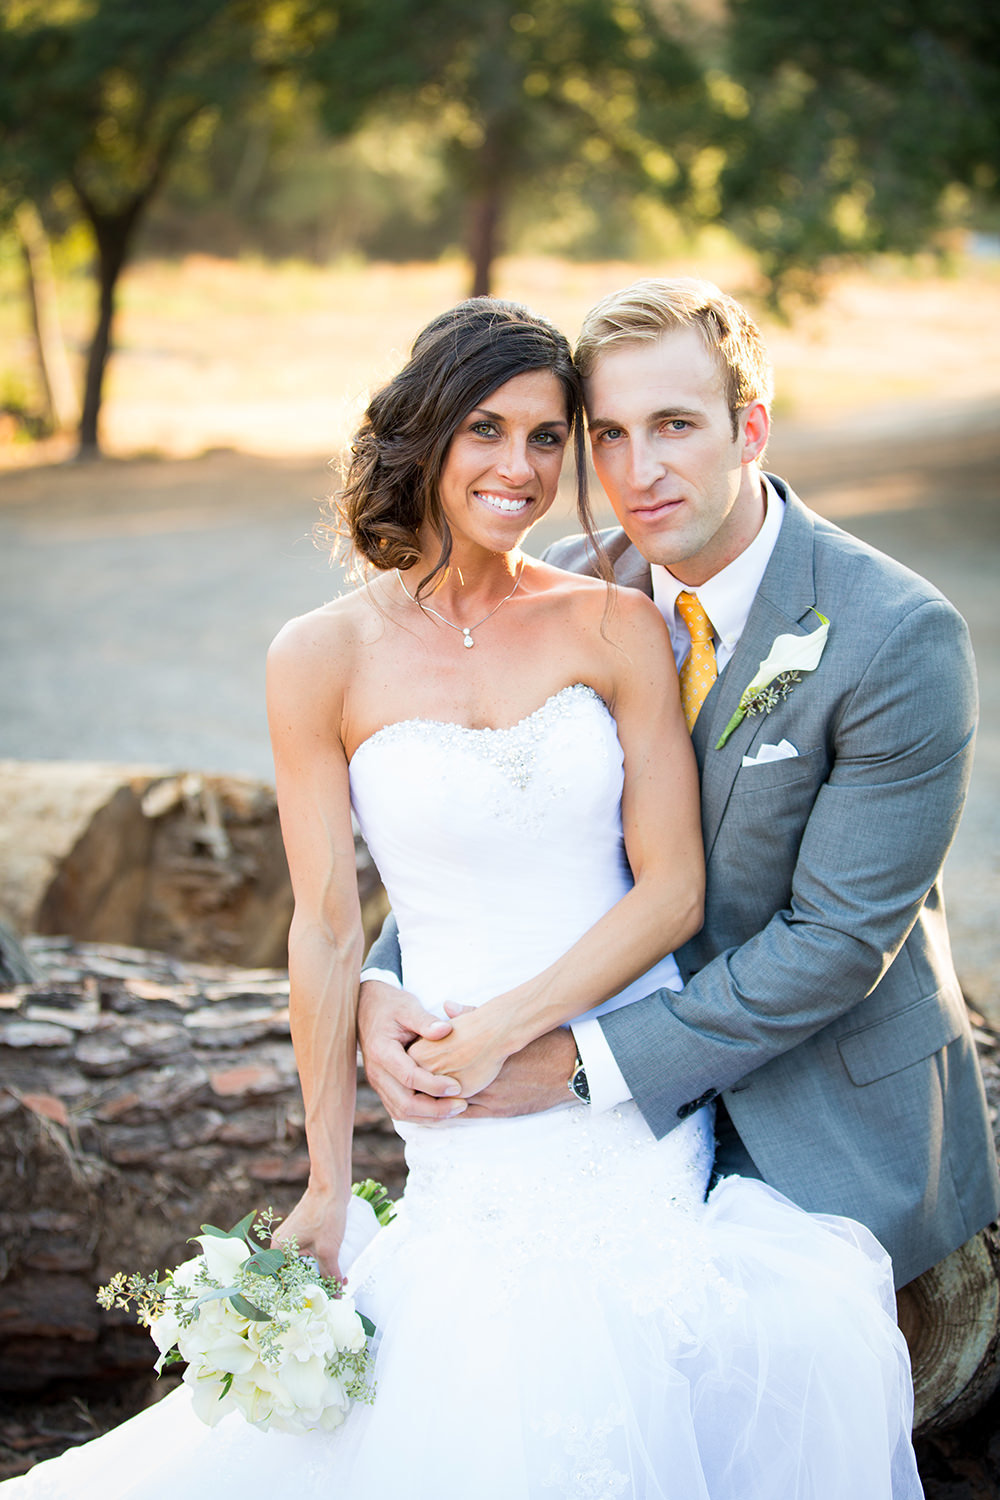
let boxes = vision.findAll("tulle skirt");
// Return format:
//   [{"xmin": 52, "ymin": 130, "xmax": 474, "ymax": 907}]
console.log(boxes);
[{"xmin": 2, "ymin": 1102, "xmax": 923, "ymax": 1499}]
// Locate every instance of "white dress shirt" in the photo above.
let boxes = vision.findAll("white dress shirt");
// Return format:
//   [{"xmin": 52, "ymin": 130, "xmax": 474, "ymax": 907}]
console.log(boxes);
[
  {"xmin": 573, "ymin": 479, "xmax": 785, "ymax": 1110},
  {"xmin": 362, "ymin": 479, "xmax": 786, "ymax": 1114}
]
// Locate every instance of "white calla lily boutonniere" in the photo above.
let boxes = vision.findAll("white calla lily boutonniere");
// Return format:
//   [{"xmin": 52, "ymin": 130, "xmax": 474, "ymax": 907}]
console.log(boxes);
[{"xmin": 715, "ymin": 609, "xmax": 831, "ymax": 750}]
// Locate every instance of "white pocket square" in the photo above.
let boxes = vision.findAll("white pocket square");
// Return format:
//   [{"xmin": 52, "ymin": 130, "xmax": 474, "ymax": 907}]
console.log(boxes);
[{"xmin": 742, "ymin": 739, "xmax": 798, "ymax": 767}]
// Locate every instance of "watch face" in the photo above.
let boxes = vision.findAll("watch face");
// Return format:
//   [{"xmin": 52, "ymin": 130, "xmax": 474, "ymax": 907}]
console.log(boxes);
[{"xmin": 571, "ymin": 1064, "xmax": 590, "ymax": 1104}]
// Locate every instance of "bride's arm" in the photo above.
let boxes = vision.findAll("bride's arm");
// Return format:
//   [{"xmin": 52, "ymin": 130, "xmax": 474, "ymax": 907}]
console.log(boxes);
[
  {"xmin": 265, "ymin": 616, "xmax": 364, "ymax": 1278},
  {"xmin": 412, "ymin": 590, "xmax": 703, "ymax": 1095}
]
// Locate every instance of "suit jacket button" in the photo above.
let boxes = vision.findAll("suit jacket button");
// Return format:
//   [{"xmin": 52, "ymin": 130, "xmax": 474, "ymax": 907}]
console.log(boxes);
[{"xmin": 677, "ymin": 1088, "xmax": 718, "ymax": 1119}]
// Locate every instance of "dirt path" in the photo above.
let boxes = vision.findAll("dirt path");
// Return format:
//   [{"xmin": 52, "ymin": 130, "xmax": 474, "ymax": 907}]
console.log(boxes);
[{"xmin": 2, "ymin": 392, "xmax": 998, "ymax": 1024}]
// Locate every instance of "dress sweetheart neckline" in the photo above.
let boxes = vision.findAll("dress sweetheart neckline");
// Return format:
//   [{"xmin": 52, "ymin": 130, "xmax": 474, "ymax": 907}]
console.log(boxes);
[{"xmin": 348, "ymin": 682, "xmax": 609, "ymax": 766}]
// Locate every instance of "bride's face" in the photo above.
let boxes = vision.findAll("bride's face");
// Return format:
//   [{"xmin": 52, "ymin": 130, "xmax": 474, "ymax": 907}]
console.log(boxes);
[{"xmin": 436, "ymin": 369, "xmax": 569, "ymax": 555}]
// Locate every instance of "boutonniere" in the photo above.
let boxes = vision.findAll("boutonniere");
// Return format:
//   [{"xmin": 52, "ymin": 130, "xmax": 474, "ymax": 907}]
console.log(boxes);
[{"xmin": 715, "ymin": 610, "xmax": 830, "ymax": 750}]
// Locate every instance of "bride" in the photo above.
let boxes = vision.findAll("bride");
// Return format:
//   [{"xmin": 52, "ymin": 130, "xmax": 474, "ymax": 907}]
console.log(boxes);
[{"xmin": 4, "ymin": 299, "xmax": 922, "ymax": 1498}]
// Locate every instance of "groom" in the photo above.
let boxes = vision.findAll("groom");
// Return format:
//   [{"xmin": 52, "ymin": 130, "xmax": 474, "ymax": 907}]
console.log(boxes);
[{"xmin": 358, "ymin": 277, "xmax": 1000, "ymax": 1288}]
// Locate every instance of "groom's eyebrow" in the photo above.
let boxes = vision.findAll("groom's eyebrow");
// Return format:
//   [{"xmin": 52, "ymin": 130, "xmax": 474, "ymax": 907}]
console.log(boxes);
[{"xmin": 588, "ymin": 406, "xmax": 702, "ymax": 431}]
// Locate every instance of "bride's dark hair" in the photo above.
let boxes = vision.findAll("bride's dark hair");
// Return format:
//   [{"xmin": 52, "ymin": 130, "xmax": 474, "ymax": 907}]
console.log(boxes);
[{"xmin": 333, "ymin": 298, "xmax": 605, "ymax": 597}]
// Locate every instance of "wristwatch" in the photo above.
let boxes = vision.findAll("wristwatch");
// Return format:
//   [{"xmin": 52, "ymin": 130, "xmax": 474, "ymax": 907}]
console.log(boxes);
[{"xmin": 568, "ymin": 1051, "xmax": 591, "ymax": 1105}]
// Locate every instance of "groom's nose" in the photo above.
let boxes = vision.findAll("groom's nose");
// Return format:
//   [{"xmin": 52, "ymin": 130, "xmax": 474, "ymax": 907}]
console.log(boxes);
[{"xmin": 626, "ymin": 433, "xmax": 664, "ymax": 491}]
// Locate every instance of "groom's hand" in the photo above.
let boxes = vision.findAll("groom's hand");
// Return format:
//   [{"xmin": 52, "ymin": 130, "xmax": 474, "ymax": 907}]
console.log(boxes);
[
  {"xmin": 462, "ymin": 1027, "xmax": 578, "ymax": 1118},
  {"xmin": 358, "ymin": 980, "xmax": 467, "ymax": 1123}
]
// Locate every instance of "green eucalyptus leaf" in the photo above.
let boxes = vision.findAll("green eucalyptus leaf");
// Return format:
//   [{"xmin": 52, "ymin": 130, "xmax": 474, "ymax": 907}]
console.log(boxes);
[
  {"xmin": 227, "ymin": 1210, "xmax": 259, "ymax": 1242},
  {"xmin": 245, "ymin": 1248, "xmax": 286, "ymax": 1277},
  {"xmin": 196, "ymin": 1211, "xmax": 257, "ymax": 1243},
  {"xmin": 190, "ymin": 1284, "xmax": 240, "ymax": 1313},
  {"xmin": 358, "ymin": 1313, "xmax": 376, "ymax": 1338},
  {"xmin": 194, "ymin": 1224, "xmax": 231, "ymax": 1241},
  {"xmin": 228, "ymin": 1292, "xmax": 270, "ymax": 1322}
]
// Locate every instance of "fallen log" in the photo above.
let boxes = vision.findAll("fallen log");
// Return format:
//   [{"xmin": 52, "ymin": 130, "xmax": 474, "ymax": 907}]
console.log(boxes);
[
  {"xmin": 0, "ymin": 762, "xmax": 388, "ymax": 968},
  {"xmin": 2, "ymin": 940, "xmax": 999, "ymax": 1445},
  {"xmin": 0, "ymin": 939, "xmax": 405, "ymax": 1395}
]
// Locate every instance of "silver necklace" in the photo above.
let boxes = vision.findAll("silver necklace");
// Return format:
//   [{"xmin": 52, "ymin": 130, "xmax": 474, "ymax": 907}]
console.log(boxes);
[{"xmin": 395, "ymin": 560, "xmax": 524, "ymax": 648}]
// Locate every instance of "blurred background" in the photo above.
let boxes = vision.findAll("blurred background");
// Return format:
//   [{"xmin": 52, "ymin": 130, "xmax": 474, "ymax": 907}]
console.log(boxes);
[
  {"xmin": 0, "ymin": 0, "xmax": 997, "ymax": 1010},
  {"xmin": 1, "ymin": 6, "xmax": 999, "ymax": 1479}
]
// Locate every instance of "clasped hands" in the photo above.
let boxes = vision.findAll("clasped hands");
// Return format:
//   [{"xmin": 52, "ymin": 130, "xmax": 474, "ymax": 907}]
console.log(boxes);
[{"xmin": 358, "ymin": 979, "xmax": 577, "ymax": 1124}]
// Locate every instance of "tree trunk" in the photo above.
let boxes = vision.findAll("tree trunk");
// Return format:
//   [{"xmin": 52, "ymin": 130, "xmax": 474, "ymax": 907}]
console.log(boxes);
[
  {"xmin": 14, "ymin": 202, "xmax": 77, "ymax": 433},
  {"xmin": 468, "ymin": 184, "xmax": 503, "ymax": 298},
  {"xmin": 898, "ymin": 1225, "xmax": 1000, "ymax": 1434},
  {"xmin": 76, "ymin": 202, "xmax": 143, "ymax": 458},
  {"xmin": 466, "ymin": 122, "xmax": 508, "ymax": 299}
]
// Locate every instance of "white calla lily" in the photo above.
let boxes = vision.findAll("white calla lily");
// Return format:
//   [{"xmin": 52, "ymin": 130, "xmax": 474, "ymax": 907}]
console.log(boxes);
[
  {"xmin": 716, "ymin": 611, "xmax": 830, "ymax": 749},
  {"xmin": 743, "ymin": 616, "xmax": 830, "ymax": 696},
  {"xmin": 193, "ymin": 1232, "xmax": 252, "ymax": 1285},
  {"xmin": 98, "ymin": 1200, "xmax": 383, "ymax": 1436}
]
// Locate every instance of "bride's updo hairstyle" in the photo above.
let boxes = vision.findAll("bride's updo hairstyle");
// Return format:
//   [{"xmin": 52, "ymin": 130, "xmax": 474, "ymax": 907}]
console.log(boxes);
[{"xmin": 337, "ymin": 298, "xmax": 599, "ymax": 597}]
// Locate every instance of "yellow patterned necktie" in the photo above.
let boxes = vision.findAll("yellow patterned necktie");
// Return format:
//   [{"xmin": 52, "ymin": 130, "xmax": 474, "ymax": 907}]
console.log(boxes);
[{"xmin": 675, "ymin": 590, "xmax": 718, "ymax": 731}]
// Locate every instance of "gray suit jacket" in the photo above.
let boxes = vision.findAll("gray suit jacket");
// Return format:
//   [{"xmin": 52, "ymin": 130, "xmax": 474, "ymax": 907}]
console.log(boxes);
[{"xmin": 545, "ymin": 476, "xmax": 1000, "ymax": 1285}]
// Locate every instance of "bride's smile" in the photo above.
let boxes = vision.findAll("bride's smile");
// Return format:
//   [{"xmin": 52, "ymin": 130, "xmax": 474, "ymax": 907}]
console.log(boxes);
[{"xmin": 435, "ymin": 367, "xmax": 569, "ymax": 557}]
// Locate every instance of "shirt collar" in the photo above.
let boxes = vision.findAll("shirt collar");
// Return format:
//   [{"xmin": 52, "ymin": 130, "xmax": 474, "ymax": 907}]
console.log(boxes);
[{"xmin": 651, "ymin": 476, "xmax": 785, "ymax": 655}]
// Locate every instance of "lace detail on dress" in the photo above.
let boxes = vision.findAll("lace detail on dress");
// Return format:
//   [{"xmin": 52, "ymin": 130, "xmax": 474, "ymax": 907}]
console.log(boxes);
[
  {"xmin": 352, "ymin": 683, "xmax": 609, "ymax": 793},
  {"xmin": 536, "ymin": 1406, "xmax": 630, "ymax": 1499},
  {"xmin": 357, "ymin": 1103, "xmax": 736, "ymax": 1326}
]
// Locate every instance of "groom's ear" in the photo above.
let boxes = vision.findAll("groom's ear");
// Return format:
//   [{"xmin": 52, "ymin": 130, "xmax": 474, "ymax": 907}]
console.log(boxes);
[{"xmin": 739, "ymin": 400, "xmax": 770, "ymax": 464}]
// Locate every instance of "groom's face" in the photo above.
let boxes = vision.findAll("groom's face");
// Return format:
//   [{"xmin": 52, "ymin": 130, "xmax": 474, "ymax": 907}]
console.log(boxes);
[{"xmin": 585, "ymin": 328, "xmax": 769, "ymax": 587}]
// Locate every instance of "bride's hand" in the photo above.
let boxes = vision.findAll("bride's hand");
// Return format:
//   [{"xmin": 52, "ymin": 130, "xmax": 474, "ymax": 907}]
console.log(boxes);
[
  {"xmin": 271, "ymin": 1186, "xmax": 346, "ymax": 1282},
  {"xmin": 408, "ymin": 1004, "xmax": 509, "ymax": 1098}
]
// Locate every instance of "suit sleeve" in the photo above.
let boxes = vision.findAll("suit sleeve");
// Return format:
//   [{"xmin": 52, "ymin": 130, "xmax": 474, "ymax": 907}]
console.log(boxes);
[
  {"xmin": 600, "ymin": 596, "xmax": 978, "ymax": 1137},
  {"xmin": 360, "ymin": 911, "xmax": 403, "ymax": 983}
]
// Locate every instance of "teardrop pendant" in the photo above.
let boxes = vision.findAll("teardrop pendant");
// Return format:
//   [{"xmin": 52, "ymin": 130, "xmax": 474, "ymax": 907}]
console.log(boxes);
[{"xmin": 462, "ymin": 631, "xmax": 474, "ymax": 648}]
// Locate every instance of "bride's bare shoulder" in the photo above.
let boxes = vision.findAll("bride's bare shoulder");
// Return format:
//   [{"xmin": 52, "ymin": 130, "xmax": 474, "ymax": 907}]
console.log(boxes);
[
  {"xmin": 530, "ymin": 556, "xmax": 609, "ymax": 603},
  {"xmin": 267, "ymin": 577, "xmax": 390, "ymax": 691},
  {"xmin": 271, "ymin": 577, "xmax": 390, "ymax": 651},
  {"xmin": 530, "ymin": 558, "xmax": 662, "ymax": 633}
]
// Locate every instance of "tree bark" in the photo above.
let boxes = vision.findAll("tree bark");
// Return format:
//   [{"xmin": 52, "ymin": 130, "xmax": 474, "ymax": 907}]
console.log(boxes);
[
  {"xmin": 14, "ymin": 202, "xmax": 77, "ymax": 433},
  {"xmin": 75, "ymin": 200, "xmax": 144, "ymax": 458},
  {"xmin": 468, "ymin": 183, "xmax": 503, "ymax": 298},
  {"xmin": 898, "ymin": 1225, "xmax": 1000, "ymax": 1433},
  {"xmin": 466, "ymin": 122, "xmax": 508, "ymax": 299}
]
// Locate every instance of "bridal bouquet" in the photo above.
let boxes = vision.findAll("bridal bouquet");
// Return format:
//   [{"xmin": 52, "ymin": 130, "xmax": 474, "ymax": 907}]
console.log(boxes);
[{"xmin": 97, "ymin": 1182, "xmax": 394, "ymax": 1436}]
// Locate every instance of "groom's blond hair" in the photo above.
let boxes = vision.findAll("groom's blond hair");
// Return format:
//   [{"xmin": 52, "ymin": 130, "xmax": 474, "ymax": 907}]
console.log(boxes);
[{"xmin": 575, "ymin": 278, "xmax": 773, "ymax": 437}]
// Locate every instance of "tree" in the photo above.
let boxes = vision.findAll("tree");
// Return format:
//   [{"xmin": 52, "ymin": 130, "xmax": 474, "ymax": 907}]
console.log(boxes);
[
  {"xmin": 716, "ymin": 0, "xmax": 1000, "ymax": 297},
  {"xmin": 306, "ymin": 0, "xmax": 707, "ymax": 296},
  {"xmin": 0, "ymin": 0, "xmax": 322, "ymax": 454}
]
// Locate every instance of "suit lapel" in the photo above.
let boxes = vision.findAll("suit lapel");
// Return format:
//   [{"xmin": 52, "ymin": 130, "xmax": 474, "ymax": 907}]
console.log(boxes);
[
  {"xmin": 608, "ymin": 486, "xmax": 824, "ymax": 861},
  {"xmin": 608, "ymin": 532, "xmax": 654, "ymax": 597},
  {"xmin": 697, "ymin": 483, "xmax": 822, "ymax": 860}
]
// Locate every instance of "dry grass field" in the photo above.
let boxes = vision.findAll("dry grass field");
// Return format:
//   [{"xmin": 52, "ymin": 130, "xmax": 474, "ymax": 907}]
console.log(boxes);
[{"xmin": 2, "ymin": 250, "xmax": 1000, "ymax": 466}]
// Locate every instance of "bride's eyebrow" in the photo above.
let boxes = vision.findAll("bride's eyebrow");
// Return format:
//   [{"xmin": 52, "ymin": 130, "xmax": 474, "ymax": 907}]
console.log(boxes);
[{"xmin": 471, "ymin": 406, "xmax": 569, "ymax": 430}]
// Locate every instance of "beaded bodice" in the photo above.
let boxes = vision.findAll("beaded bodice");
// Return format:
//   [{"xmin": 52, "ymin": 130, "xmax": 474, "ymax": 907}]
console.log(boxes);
[{"xmin": 350, "ymin": 683, "xmax": 681, "ymax": 1020}]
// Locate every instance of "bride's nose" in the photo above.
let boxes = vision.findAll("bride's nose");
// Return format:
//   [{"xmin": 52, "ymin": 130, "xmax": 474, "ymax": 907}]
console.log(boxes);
[{"xmin": 495, "ymin": 438, "xmax": 534, "ymax": 485}]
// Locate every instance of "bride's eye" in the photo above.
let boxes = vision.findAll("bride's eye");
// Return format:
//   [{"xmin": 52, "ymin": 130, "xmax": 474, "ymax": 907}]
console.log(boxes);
[{"xmin": 470, "ymin": 420, "xmax": 499, "ymax": 438}]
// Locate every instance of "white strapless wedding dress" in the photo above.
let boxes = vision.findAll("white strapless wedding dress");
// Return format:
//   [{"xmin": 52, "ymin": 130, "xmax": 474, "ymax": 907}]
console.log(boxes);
[{"xmin": 4, "ymin": 685, "xmax": 922, "ymax": 1499}]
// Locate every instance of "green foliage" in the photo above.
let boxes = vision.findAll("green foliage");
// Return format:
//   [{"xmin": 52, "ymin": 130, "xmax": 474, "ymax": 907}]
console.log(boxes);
[
  {"xmin": 0, "ymin": 0, "xmax": 317, "ymax": 220},
  {"xmin": 717, "ymin": 0, "xmax": 1000, "ymax": 298},
  {"xmin": 301, "ymin": 0, "xmax": 710, "ymax": 285}
]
